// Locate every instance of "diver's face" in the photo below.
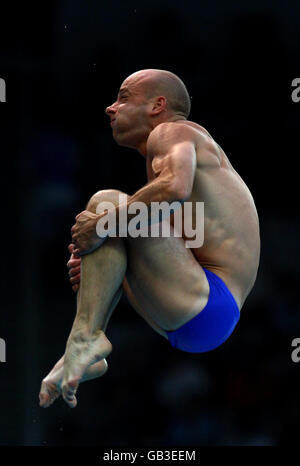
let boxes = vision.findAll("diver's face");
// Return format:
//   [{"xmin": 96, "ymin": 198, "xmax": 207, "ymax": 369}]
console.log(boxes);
[{"xmin": 105, "ymin": 76, "xmax": 151, "ymax": 148}]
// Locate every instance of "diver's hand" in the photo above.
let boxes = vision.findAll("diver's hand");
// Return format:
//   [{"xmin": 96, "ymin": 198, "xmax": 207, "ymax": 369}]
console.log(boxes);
[
  {"xmin": 67, "ymin": 243, "xmax": 81, "ymax": 292},
  {"xmin": 71, "ymin": 210, "xmax": 105, "ymax": 256}
]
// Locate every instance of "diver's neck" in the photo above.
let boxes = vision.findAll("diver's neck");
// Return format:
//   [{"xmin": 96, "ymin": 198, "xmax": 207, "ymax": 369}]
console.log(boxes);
[{"xmin": 136, "ymin": 115, "xmax": 187, "ymax": 158}]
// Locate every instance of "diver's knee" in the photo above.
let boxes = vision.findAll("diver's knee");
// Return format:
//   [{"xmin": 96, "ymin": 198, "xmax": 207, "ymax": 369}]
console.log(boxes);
[{"xmin": 86, "ymin": 189, "xmax": 128, "ymax": 213}]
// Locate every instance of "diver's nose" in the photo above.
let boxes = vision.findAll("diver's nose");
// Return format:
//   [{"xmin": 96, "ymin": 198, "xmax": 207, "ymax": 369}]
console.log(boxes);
[{"xmin": 105, "ymin": 101, "xmax": 117, "ymax": 116}]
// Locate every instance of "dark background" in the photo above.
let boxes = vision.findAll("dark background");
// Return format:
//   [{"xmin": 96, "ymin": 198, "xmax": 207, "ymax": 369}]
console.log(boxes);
[{"xmin": 0, "ymin": 0, "xmax": 299, "ymax": 447}]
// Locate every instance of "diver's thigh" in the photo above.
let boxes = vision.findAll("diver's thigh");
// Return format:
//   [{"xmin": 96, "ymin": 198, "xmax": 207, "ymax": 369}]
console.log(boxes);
[{"xmin": 124, "ymin": 229, "xmax": 209, "ymax": 330}]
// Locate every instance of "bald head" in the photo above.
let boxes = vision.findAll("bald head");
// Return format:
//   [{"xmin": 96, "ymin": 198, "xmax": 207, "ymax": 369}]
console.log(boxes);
[{"xmin": 124, "ymin": 69, "xmax": 191, "ymax": 119}]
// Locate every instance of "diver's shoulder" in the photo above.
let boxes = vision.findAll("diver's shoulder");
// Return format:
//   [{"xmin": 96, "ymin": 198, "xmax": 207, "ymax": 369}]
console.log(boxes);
[
  {"xmin": 182, "ymin": 120, "xmax": 216, "ymax": 139},
  {"xmin": 150, "ymin": 119, "xmax": 208, "ymax": 143}
]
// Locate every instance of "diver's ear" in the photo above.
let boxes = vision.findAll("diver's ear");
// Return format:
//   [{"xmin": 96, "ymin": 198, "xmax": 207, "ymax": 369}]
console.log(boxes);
[{"xmin": 150, "ymin": 96, "xmax": 167, "ymax": 115}]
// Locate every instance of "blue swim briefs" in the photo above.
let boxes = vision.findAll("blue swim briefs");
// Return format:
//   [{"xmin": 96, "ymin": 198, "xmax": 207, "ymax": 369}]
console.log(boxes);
[{"xmin": 166, "ymin": 267, "xmax": 240, "ymax": 353}]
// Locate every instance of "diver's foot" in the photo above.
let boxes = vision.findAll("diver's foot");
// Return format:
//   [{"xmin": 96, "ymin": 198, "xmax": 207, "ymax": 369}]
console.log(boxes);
[
  {"xmin": 39, "ymin": 355, "xmax": 108, "ymax": 408},
  {"xmin": 62, "ymin": 330, "xmax": 112, "ymax": 408}
]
